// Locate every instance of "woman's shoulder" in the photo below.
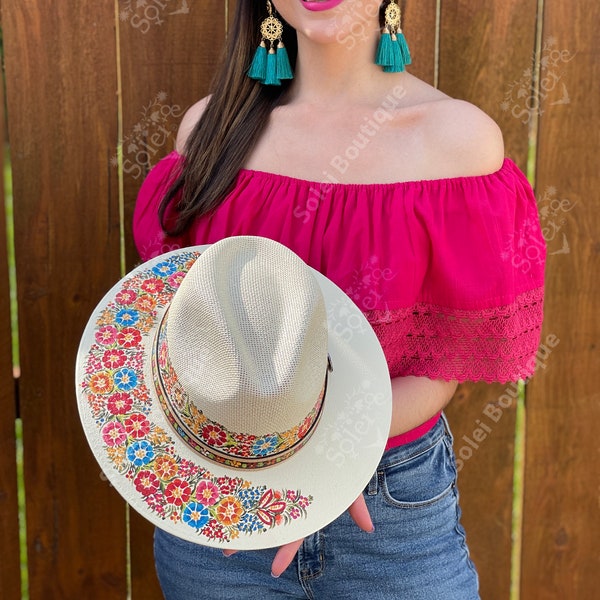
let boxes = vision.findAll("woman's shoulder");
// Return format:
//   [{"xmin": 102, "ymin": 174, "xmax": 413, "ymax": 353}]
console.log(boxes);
[
  {"xmin": 395, "ymin": 77, "xmax": 505, "ymax": 178},
  {"xmin": 175, "ymin": 95, "xmax": 211, "ymax": 153},
  {"xmin": 425, "ymin": 98, "xmax": 505, "ymax": 173}
]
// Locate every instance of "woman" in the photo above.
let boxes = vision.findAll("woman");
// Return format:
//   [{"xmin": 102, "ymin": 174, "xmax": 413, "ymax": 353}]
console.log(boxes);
[{"xmin": 133, "ymin": 0, "xmax": 545, "ymax": 597}]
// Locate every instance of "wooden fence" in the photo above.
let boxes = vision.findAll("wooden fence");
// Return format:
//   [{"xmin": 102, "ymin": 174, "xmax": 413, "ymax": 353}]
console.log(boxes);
[{"xmin": 0, "ymin": 1, "xmax": 598, "ymax": 598}]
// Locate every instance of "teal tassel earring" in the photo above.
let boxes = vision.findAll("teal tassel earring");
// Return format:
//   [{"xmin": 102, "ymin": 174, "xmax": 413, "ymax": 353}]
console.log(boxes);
[
  {"xmin": 248, "ymin": 1, "xmax": 294, "ymax": 86},
  {"xmin": 375, "ymin": 0, "xmax": 412, "ymax": 73}
]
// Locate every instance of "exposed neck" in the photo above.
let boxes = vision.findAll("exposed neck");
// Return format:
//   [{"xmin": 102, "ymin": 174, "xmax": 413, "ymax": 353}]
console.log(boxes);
[{"xmin": 288, "ymin": 27, "xmax": 389, "ymax": 107}]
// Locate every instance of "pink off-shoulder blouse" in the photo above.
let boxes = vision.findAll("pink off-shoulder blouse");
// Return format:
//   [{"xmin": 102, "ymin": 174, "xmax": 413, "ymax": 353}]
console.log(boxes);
[{"xmin": 133, "ymin": 151, "xmax": 546, "ymax": 447}]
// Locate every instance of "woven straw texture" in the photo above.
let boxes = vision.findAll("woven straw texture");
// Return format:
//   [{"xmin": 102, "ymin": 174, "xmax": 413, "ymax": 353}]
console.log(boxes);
[{"xmin": 167, "ymin": 237, "xmax": 328, "ymax": 435}]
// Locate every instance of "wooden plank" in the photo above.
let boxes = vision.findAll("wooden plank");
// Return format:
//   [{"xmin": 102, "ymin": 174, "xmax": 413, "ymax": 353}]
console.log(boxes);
[
  {"xmin": 445, "ymin": 383, "xmax": 519, "ymax": 595},
  {"xmin": 521, "ymin": 2, "xmax": 600, "ymax": 597},
  {"xmin": 2, "ymin": 1, "xmax": 126, "ymax": 597},
  {"xmin": 117, "ymin": 2, "xmax": 230, "ymax": 596},
  {"xmin": 0, "ymin": 2, "xmax": 22, "ymax": 590},
  {"xmin": 120, "ymin": 0, "xmax": 229, "ymax": 272},
  {"xmin": 438, "ymin": 1, "xmax": 539, "ymax": 597},
  {"xmin": 439, "ymin": 0, "xmax": 539, "ymax": 169},
  {"xmin": 404, "ymin": 0, "xmax": 437, "ymax": 85}
]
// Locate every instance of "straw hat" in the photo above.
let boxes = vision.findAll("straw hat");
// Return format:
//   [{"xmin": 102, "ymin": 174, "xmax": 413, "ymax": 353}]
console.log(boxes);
[{"xmin": 76, "ymin": 236, "xmax": 391, "ymax": 549}]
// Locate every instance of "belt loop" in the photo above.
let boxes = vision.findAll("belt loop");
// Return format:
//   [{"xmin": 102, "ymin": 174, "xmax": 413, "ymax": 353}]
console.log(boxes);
[
  {"xmin": 440, "ymin": 411, "xmax": 453, "ymax": 443},
  {"xmin": 367, "ymin": 471, "xmax": 378, "ymax": 496}
]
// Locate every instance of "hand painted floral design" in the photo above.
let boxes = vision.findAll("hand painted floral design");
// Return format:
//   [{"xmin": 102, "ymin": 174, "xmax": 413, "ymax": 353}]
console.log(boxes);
[
  {"xmin": 89, "ymin": 372, "xmax": 114, "ymax": 395},
  {"xmin": 115, "ymin": 308, "xmax": 140, "ymax": 327},
  {"xmin": 134, "ymin": 470, "xmax": 160, "ymax": 496},
  {"xmin": 96, "ymin": 325, "xmax": 118, "ymax": 346},
  {"xmin": 196, "ymin": 480, "xmax": 220, "ymax": 506},
  {"xmin": 102, "ymin": 421, "xmax": 127, "ymax": 447},
  {"xmin": 81, "ymin": 251, "xmax": 313, "ymax": 542},
  {"xmin": 155, "ymin": 322, "xmax": 325, "ymax": 468},
  {"xmin": 102, "ymin": 349, "xmax": 127, "ymax": 369},
  {"xmin": 107, "ymin": 393, "xmax": 133, "ymax": 415}
]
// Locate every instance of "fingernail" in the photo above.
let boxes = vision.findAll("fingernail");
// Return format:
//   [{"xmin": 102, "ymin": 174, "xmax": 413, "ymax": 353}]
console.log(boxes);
[
  {"xmin": 367, "ymin": 526, "xmax": 375, "ymax": 534},
  {"xmin": 271, "ymin": 571, "xmax": 280, "ymax": 579},
  {"xmin": 223, "ymin": 551, "xmax": 232, "ymax": 557}
]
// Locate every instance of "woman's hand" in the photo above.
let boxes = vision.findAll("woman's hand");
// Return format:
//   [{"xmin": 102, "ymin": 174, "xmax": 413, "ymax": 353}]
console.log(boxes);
[{"xmin": 223, "ymin": 493, "xmax": 374, "ymax": 577}]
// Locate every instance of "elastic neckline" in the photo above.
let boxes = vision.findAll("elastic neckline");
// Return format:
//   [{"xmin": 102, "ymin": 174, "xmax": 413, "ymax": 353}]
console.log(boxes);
[{"xmin": 167, "ymin": 150, "xmax": 514, "ymax": 190}]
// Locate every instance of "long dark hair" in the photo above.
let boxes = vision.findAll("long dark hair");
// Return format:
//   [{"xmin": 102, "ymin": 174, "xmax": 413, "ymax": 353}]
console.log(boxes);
[{"xmin": 158, "ymin": 0, "xmax": 298, "ymax": 235}]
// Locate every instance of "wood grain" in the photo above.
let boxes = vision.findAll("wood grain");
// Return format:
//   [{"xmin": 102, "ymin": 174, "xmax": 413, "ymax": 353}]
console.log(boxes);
[
  {"xmin": 2, "ymin": 1, "xmax": 125, "ymax": 597},
  {"xmin": 521, "ymin": 1, "xmax": 600, "ymax": 597},
  {"xmin": 120, "ymin": 0, "xmax": 229, "ymax": 273},
  {"xmin": 0, "ymin": 0, "xmax": 22, "ymax": 591},
  {"xmin": 438, "ymin": 0, "xmax": 539, "ymax": 170},
  {"xmin": 403, "ymin": 0, "xmax": 437, "ymax": 85},
  {"xmin": 438, "ymin": 1, "xmax": 539, "ymax": 596}
]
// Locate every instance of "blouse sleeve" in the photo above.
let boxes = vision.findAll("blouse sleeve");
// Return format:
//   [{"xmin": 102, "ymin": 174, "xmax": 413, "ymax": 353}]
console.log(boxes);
[
  {"xmin": 367, "ymin": 159, "xmax": 546, "ymax": 383},
  {"xmin": 133, "ymin": 151, "xmax": 190, "ymax": 262}
]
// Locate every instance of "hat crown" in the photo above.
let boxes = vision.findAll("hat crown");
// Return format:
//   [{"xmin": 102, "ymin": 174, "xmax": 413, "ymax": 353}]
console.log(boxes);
[{"xmin": 166, "ymin": 237, "xmax": 328, "ymax": 438}]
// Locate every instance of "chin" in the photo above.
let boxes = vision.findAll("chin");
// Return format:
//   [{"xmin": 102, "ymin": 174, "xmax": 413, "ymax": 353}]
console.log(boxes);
[{"xmin": 273, "ymin": 0, "xmax": 381, "ymax": 45}]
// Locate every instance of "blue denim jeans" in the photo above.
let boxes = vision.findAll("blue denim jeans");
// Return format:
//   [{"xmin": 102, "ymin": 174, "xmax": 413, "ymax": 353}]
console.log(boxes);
[{"xmin": 154, "ymin": 414, "xmax": 480, "ymax": 599}]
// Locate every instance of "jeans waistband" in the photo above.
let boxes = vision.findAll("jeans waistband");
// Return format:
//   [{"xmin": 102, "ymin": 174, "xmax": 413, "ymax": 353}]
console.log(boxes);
[{"xmin": 378, "ymin": 412, "xmax": 452, "ymax": 469}]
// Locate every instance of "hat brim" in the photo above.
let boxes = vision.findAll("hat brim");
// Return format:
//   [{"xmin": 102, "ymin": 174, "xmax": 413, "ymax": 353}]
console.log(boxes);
[{"xmin": 76, "ymin": 244, "xmax": 392, "ymax": 549}]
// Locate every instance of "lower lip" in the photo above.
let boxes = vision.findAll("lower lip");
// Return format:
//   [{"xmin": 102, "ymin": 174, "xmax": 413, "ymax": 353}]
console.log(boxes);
[{"xmin": 301, "ymin": 0, "xmax": 346, "ymax": 12}]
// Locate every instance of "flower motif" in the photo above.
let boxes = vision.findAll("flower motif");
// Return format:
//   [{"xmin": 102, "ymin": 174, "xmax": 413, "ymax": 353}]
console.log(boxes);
[
  {"xmin": 298, "ymin": 496, "xmax": 311, "ymax": 509},
  {"xmin": 152, "ymin": 261, "xmax": 177, "ymax": 277},
  {"xmin": 88, "ymin": 372, "xmax": 114, "ymax": 395},
  {"xmin": 238, "ymin": 487, "xmax": 263, "ymax": 510},
  {"xmin": 102, "ymin": 349, "xmax": 127, "ymax": 370},
  {"xmin": 196, "ymin": 480, "xmax": 220, "ymax": 506},
  {"xmin": 116, "ymin": 327, "xmax": 142, "ymax": 349},
  {"xmin": 216, "ymin": 476, "xmax": 241, "ymax": 496},
  {"xmin": 124, "ymin": 413, "xmax": 151, "ymax": 439},
  {"xmin": 252, "ymin": 435, "xmax": 279, "ymax": 457},
  {"xmin": 127, "ymin": 440, "xmax": 155, "ymax": 467},
  {"xmin": 201, "ymin": 519, "xmax": 226, "ymax": 541},
  {"xmin": 95, "ymin": 325, "xmax": 118, "ymax": 346},
  {"xmin": 177, "ymin": 458, "xmax": 199, "ymax": 478},
  {"xmin": 102, "ymin": 421, "xmax": 127, "ymax": 447},
  {"xmin": 106, "ymin": 445, "xmax": 127, "ymax": 469},
  {"xmin": 165, "ymin": 478, "xmax": 192, "ymax": 506},
  {"xmin": 84, "ymin": 252, "xmax": 315, "ymax": 543},
  {"xmin": 116, "ymin": 289, "xmax": 137, "ymax": 305},
  {"xmin": 134, "ymin": 470, "xmax": 160, "ymax": 496},
  {"xmin": 215, "ymin": 496, "xmax": 244, "ymax": 526},
  {"xmin": 134, "ymin": 295, "xmax": 156, "ymax": 313},
  {"xmin": 107, "ymin": 392, "xmax": 133, "ymax": 415},
  {"xmin": 297, "ymin": 416, "xmax": 314, "ymax": 439},
  {"xmin": 141, "ymin": 278, "xmax": 165, "ymax": 294},
  {"xmin": 182, "ymin": 502, "xmax": 210, "ymax": 530},
  {"xmin": 256, "ymin": 489, "xmax": 287, "ymax": 526},
  {"xmin": 115, "ymin": 308, "xmax": 140, "ymax": 327},
  {"xmin": 237, "ymin": 512, "xmax": 265, "ymax": 534},
  {"xmin": 154, "ymin": 455, "xmax": 179, "ymax": 480},
  {"xmin": 201, "ymin": 424, "xmax": 227, "ymax": 447},
  {"xmin": 114, "ymin": 368, "xmax": 138, "ymax": 391},
  {"xmin": 167, "ymin": 271, "xmax": 186, "ymax": 288}
]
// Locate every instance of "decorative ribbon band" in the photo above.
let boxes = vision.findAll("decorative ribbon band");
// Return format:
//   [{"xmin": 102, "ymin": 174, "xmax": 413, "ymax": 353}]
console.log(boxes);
[{"xmin": 152, "ymin": 310, "xmax": 328, "ymax": 469}]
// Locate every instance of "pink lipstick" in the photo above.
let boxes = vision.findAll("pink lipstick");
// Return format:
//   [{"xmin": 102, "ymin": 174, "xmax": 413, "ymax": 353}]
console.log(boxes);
[{"xmin": 301, "ymin": 0, "xmax": 346, "ymax": 12}]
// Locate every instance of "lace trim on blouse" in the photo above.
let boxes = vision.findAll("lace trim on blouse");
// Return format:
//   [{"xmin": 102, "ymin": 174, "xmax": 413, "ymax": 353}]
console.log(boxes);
[{"xmin": 366, "ymin": 286, "xmax": 544, "ymax": 383}]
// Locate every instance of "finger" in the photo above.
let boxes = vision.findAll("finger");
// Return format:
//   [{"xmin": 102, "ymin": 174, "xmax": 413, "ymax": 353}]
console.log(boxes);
[
  {"xmin": 222, "ymin": 549, "xmax": 238, "ymax": 557},
  {"xmin": 271, "ymin": 538, "xmax": 304, "ymax": 578},
  {"xmin": 347, "ymin": 494, "xmax": 374, "ymax": 533}
]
